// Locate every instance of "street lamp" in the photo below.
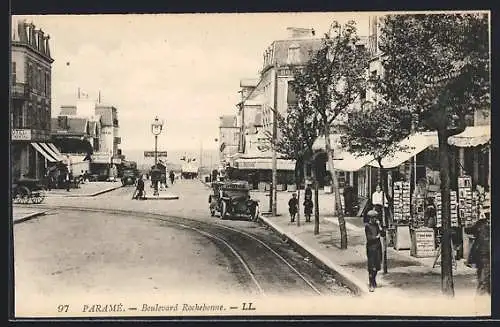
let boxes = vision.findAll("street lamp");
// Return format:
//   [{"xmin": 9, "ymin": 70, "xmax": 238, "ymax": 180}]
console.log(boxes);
[{"xmin": 151, "ymin": 116, "xmax": 164, "ymax": 196}]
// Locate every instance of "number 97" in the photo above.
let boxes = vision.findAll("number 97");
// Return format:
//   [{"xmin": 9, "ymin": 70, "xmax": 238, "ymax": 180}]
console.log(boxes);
[{"xmin": 57, "ymin": 304, "xmax": 69, "ymax": 312}]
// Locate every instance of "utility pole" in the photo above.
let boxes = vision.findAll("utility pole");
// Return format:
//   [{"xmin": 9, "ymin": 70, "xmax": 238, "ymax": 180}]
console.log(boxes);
[
  {"xmin": 271, "ymin": 65, "xmax": 278, "ymax": 216},
  {"xmin": 199, "ymin": 139, "xmax": 203, "ymax": 181},
  {"xmin": 238, "ymin": 89, "xmax": 245, "ymax": 154}
]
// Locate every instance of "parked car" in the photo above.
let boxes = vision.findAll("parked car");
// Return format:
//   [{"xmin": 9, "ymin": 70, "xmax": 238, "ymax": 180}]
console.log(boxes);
[
  {"xmin": 209, "ymin": 180, "xmax": 259, "ymax": 220},
  {"xmin": 121, "ymin": 168, "xmax": 138, "ymax": 186}
]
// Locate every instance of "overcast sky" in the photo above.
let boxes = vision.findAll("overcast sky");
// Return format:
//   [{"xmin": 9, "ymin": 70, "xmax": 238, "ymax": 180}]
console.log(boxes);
[{"xmin": 14, "ymin": 12, "xmax": 371, "ymax": 152}]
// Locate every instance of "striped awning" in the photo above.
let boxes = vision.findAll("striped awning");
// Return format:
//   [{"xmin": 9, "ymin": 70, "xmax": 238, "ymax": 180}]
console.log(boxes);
[
  {"xmin": 39, "ymin": 143, "xmax": 65, "ymax": 161},
  {"xmin": 31, "ymin": 143, "xmax": 60, "ymax": 162}
]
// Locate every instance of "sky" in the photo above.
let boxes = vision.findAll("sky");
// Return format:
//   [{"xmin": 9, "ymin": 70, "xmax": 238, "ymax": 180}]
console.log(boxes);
[{"xmin": 14, "ymin": 12, "xmax": 371, "ymax": 153}]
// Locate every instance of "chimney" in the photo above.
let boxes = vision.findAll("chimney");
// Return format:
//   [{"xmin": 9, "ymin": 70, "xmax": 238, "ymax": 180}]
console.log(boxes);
[
  {"xmin": 17, "ymin": 21, "xmax": 29, "ymax": 43},
  {"xmin": 44, "ymin": 35, "xmax": 51, "ymax": 57},
  {"xmin": 38, "ymin": 29, "xmax": 45, "ymax": 53},
  {"xmin": 31, "ymin": 24, "xmax": 37, "ymax": 48},
  {"xmin": 286, "ymin": 27, "xmax": 316, "ymax": 39}
]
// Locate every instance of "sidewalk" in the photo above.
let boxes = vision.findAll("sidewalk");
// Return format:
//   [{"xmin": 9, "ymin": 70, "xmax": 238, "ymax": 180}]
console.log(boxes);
[
  {"xmin": 45, "ymin": 181, "xmax": 122, "ymax": 197},
  {"xmin": 12, "ymin": 207, "xmax": 49, "ymax": 224},
  {"xmin": 251, "ymin": 188, "xmax": 478, "ymax": 298}
]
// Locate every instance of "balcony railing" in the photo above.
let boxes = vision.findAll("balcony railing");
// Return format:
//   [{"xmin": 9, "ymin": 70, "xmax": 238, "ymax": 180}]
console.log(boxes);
[{"xmin": 11, "ymin": 83, "xmax": 29, "ymax": 98}]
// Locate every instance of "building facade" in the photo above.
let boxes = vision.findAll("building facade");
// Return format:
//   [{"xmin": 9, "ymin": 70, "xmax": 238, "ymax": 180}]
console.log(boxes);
[
  {"xmin": 11, "ymin": 20, "xmax": 62, "ymax": 181},
  {"xmin": 55, "ymin": 98, "xmax": 122, "ymax": 179},
  {"xmin": 232, "ymin": 28, "xmax": 327, "ymax": 186},
  {"xmin": 218, "ymin": 115, "xmax": 239, "ymax": 163}
]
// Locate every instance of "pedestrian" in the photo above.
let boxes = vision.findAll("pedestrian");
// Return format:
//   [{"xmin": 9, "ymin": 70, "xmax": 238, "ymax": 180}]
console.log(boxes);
[
  {"xmin": 288, "ymin": 193, "xmax": 298, "ymax": 223},
  {"xmin": 134, "ymin": 175, "xmax": 145, "ymax": 200},
  {"xmin": 305, "ymin": 182, "xmax": 312, "ymax": 200},
  {"xmin": 466, "ymin": 210, "xmax": 490, "ymax": 295},
  {"xmin": 169, "ymin": 170, "xmax": 175, "ymax": 185},
  {"xmin": 424, "ymin": 197, "xmax": 437, "ymax": 228},
  {"xmin": 303, "ymin": 196, "xmax": 313, "ymax": 222},
  {"xmin": 371, "ymin": 184, "xmax": 389, "ymax": 226},
  {"xmin": 343, "ymin": 182, "xmax": 355, "ymax": 216},
  {"xmin": 365, "ymin": 209, "xmax": 385, "ymax": 292},
  {"xmin": 65, "ymin": 169, "xmax": 71, "ymax": 192}
]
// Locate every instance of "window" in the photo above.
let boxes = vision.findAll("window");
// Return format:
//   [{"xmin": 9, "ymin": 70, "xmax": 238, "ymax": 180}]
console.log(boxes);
[
  {"xmin": 38, "ymin": 68, "xmax": 42, "ymax": 92},
  {"xmin": 12, "ymin": 62, "xmax": 16, "ymax": 85},
  {"xmin": 27, "ymin": 64, "xmax": 32, "ymax": 88},
  {"xmin": 287, "ymin": 43, "xmax": 300, "ymax": 64},
  {"xmin": 44, "ymin": 71, "xmax": 48, "ymax": 94}
]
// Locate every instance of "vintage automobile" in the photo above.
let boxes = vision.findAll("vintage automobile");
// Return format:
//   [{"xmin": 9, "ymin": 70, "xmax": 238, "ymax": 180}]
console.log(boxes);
[
  {"xmin": 208, "ymin": 180, "xmax": 259, "ymax": 220},
  {"xmin": 121, "ymin": 168, "xmax": 138, "ymax": 186}
]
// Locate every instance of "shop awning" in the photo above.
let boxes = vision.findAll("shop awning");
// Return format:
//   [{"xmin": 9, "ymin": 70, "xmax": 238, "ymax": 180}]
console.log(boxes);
[
  {"xmin": 31, "ymin": 143, "xmax": 59, "ymax": 162},
  {"xmin": 235, "ymin": 158, "xmax": 296, "ymax": 171},
  {"xmin": 447, "ymin": 125, "xmax": 490, "ymax": 147},
  {"xmin": 368, "ymin": 132, "xmax": 438, "ymax": 168},
  {"xmin": 313, "ymin": 134, "xmax": 375, "ymax": 172},
  {"xmin": 326, "ymin": 151, "xmax": 375, "ymax": 172},
  {"xmin": 46, "ymin": 143, "xmax": 65, "ymax": 161},
  {"xmin": 39, "ymin": 143, "xmax": 65, "ymax": 162}
]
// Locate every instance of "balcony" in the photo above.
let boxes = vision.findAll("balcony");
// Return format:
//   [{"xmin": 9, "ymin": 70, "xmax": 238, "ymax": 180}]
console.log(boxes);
[{"xmin": 11, "ymin": 83, "xmax": 29, "ymax": 99}]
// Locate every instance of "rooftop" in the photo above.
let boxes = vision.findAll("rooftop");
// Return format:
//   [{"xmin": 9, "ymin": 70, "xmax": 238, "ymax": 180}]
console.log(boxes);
[
  {"xmin": 219, "ymin": 115, "xmax": 238, "ymax": 128},
  {"xmin": 11, "ymin": 19, "xmax": 53, "ymax": 62}
]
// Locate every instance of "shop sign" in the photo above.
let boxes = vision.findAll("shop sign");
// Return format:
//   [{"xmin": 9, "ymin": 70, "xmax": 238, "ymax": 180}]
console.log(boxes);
[
  {"xmin": 414, "ymin": 228, "xmax": 436, "ymax": 257},
  {"xmin": 237, "ymin": 161, "xmax": 256, "ymax": 169},
  {"xmin": 144, "ymin": 151, "xmax": 168, "ymax": 157},
  {"xmin": 92, "ymin": 154, "xmax": 111, "ymax": 164},
  {"xmin": 12, "ymin": 129, "xmax": 31, "ymax": 141}
]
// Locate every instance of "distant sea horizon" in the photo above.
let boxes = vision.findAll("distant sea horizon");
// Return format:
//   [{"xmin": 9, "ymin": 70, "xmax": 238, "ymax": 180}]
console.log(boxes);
[{"xmin": 121, "ymin": 148, "xmax": 220, "ymax": 168}]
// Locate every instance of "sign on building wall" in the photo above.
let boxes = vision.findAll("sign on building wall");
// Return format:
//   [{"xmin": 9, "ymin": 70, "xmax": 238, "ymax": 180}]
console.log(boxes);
[
  {"xmin": 144, "ymin": 151, "xmax": 168, "ymax": 157},
  {"xmin": 12, "ymin": 129, "xmax": 32, "ymax": 141}
]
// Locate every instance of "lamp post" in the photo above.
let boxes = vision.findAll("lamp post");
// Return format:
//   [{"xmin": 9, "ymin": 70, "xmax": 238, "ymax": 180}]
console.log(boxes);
[
  {"xmin": 151, "ymin": 116, "xmax": 164, "ymax": 196},
  {"xmin": 270, "ymin": 65, "xmax": 279, "ymax": 216}
]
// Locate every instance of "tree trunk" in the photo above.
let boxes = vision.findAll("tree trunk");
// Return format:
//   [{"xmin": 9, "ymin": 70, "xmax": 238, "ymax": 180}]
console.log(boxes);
[
  {"xmin": 295, "ymin": 159, "xmax": 302, "ymax": 227},
  {"xmin": 438, "ymin": 127, "xmax": 455, "ymax": 297},
  {"xmin": 378, "ymin": 161, "xmax": 390, "ymax": 274},
  {"xmin": 324, "ymin": 129, "xmax": 347, "ymax": 249},
  {"xmin": 314, "ymin": 177, "xmax": 320, "ymax": 235}
]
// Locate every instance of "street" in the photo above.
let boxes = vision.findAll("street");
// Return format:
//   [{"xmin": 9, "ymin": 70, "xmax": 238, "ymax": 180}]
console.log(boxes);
[{"xmin": 14, "ymin": 179, "xmax": 353, "ymax": 315}]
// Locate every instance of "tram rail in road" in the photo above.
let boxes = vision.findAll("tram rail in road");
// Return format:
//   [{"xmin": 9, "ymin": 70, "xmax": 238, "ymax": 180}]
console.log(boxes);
[{"xmin": 17, "ymin": 204, "xmax": 351, "ymax": 296}]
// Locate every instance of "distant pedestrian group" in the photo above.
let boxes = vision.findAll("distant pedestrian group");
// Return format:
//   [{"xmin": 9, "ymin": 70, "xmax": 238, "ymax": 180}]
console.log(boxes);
[{"xmin": 288, "ymin": 183, "xmax": 314, "ymax": 223}]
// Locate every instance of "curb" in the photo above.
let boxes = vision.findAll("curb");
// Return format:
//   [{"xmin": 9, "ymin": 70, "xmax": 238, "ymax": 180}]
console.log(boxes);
[
  {"xmin": 45, "ymin": 185, "xmax": 123, "ymax": 198},
  {"xmin": 13, "ymin": 211, "xmax": 48, "ymax": 224},
  {"xmin": 89, "ymin": 185, "xmax": 123, "ymax": 197},
  {"xmin": 143, "ymin": 195, "xmax": 180, "ymax": 200},
  {"xmin": 258, "ymin": 215, "xmax": 368, "ymax": 296}
]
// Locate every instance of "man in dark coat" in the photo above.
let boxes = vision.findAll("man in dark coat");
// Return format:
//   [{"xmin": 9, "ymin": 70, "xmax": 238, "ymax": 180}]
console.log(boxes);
[
  {"xmin": 288, "ymin": 193, "xmax": 298, "ymax": 223},
  {"xmin": 365, "ymin": 209, "xmax": 385, "ymax": 292},
  {"xmin": 343, "ymin": 182, "xmax": 355, "ymax": 216},
  {"xmin": 134, "ymin": 176, "xmax": 145, "ymax": 200},
  {"xmin": 169, "ymin": 171, "xmax": 175, "ymax": 185},
  {"xmin": 303, "ymin": 197, "xmax": 313, "ymax": 223},
  {"xmin": 466, "ymin": 211, "xmax": 490, "ymax": 295}
]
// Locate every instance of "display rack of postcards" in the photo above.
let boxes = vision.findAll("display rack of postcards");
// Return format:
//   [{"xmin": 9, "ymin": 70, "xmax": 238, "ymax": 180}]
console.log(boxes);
[
  {"xmin": 393, "ymin": 181, "xmax": 411, "ymax": 223},
  {"xmin": 412, "ymin": 193, "xmax": 426, "ymax": 228},
  {"xmin": 393, "ymin": 181, "xmax": 403, "ymax": 222},
  {"xmin": 450, "ymin": 190, "xmax": 459, "ymax": 227},
  {"xmin": 434, "ymin": 192, "xmax": 442, "ymax": 228},
  {"xmin": 458, "ymin": 175, "xmax": 474, "ymax": 227}
]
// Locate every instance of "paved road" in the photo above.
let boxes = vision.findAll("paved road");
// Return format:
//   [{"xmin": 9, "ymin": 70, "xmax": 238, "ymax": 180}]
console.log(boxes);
[{"xmin": 14, "ymin": 179, "xmax": 352, "ymax": 316}]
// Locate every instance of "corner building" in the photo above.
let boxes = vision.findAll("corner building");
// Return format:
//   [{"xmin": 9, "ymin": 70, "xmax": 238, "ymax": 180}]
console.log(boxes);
[{"xmin": 10, "ymin": 20, "xmax": 63, "ymax": 181}]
